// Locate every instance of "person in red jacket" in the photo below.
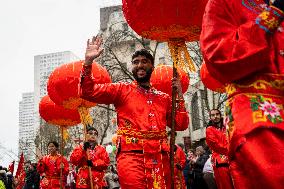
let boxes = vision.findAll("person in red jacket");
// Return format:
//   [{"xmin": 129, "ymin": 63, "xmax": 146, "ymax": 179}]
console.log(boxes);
[
  {"xmin": 37, "ymin": 141, "xmax": 69, "ymax": 189},
  {"xmin": 174, "ymin": 144, "xmax": 187, "ymax": 189},
  {"xmin": 80, "ymin": 36, "xmax": 189, "ymax": 188},
  {"xmin": 200, "ymin": 0, "xmax": 284, "ymax": 188},
  {"xmin": 70, "ymin": 126, "xmax": 110, "ymax": 189},
  {"xmin": 206, "ymin": 109, "xmax": 233, "ymax": 189},
  {"xmin": 167, "ymin": 132, "xmax": 187, "ymax": 189}
]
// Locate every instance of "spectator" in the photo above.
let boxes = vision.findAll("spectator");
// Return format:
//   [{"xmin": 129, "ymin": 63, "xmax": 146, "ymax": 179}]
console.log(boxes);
[
  {"xmin": 6, "ymin": 171, "xmax": 15, "ymax": 189},
  {"xmin": 0, "ymin": 169, "xmax": 7, "ymax": 189},
  {"xmin": 203, "ymin": 155, "xmax": 217, "ymax": 189},
  {"xmin": 66, "ymin": 166, "xmax": 76, "ymax": 189},
  {"xmin": 184, "ymin": 150, "xmax": 195, "ymax": 189},
  {"xmin": 206, "ymin": 109, "xmax": 233, "ymax": 189},
  {"xmin": 24, "ymin": 161, "xmax": 40, "ymax": 189},
  {"xmin": 104, "ymin": 165, "xmax": 120, "ymax": 189},
  {"xmin": 191, "ymin": 146, "xmax": 209, "ymax": 189}
]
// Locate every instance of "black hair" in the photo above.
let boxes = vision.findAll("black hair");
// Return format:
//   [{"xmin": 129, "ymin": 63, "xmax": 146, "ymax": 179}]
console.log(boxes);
[
  {"xmin": 48, "ymin": 141, "xmax": 59, "ymax": 149},
  {"xmin": 25, "ymin": 160, "xmax": 31, "ymax": 164},
  {"xmin": 132, "ymin": 49, "xmax": 154, "ymax": 65},
  {"xmin": 207, "ymin": 109, "xmax": 224, "ymax": 128},
  {"xmin": 87, "ymin": 125, "xmax": 98, "ymax": 135},
  {"xmin": 209, "ymin": 109, "xmax": 221, "ymax": 116}
]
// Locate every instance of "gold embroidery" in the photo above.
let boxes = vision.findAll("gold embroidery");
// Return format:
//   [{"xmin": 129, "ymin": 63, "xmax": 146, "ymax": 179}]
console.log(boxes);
[
  {"xmin": 125, "ymin": 136, "xmax": 132, "ymax": 144},
  {"xmin": 248, "ymin": 94, "xmax": 283, "ymax": 123},
  {"xmin": 78, "ymin": 178, "xmax": 87, "ymax": 185},
  {"xmin": 225, "ymin": 85, "xmax": 237, "ymax": 96},
  {"xmin": 252, "ymin": 110, "xmax": 267, "ymax": 123},
  {"xmin": 141, "ymin": 24, "xmax": 201, "ymax": 42},
  {"xmin": 226, "ymin": 79, "xmax": 284, "ymax": 96},
  {"xmin": 117, "ymin": 128, "xmax": 167, "ymax": 139},
  {"xmin": 152, "ymin": 171, "xmax": 161, "ymax": 189}
]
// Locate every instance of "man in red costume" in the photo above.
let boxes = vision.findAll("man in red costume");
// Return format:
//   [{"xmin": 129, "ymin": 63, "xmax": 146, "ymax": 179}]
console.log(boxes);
[
  {"xmin": 70, "ymin": 126, "xmax": 110, "ymax": 189},
  {"xmin": 206, "ymin": 109, "xmax": 233, "ymax": 189},
  {"xmin": 37, "ymin": 141, "xmax": 69, "ymax": 189},
  {"xmin": 80, "ymin": 36, "xmax": 189, "ymax": 189},
  {"xmin": 167, "ymin": 132, "xmax": 186, "ymax": 189},
  {"xmin": 200, "ymin": 0, "xmax": 284, "ymax": 188}
]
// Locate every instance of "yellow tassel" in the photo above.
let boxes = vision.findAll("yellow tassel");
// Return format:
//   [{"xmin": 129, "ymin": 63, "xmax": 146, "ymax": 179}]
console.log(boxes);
[
  {"xmin": 168, "ymin": 42, "xmax": 178, "ymax": 69},
  {"xmin": 182, "ymin": 44, "xmax": 196, "ymax": 72},
  {"xmin": 78, "ymin": 106, "xmax": 93, "ymax": 130},
  {"xmin": 168, "ymin": 39, "xmax": 196, "ymax": 73},
  {"xmin": 63, "ymin": 128, "xmax": 69, "ymax": 141}
]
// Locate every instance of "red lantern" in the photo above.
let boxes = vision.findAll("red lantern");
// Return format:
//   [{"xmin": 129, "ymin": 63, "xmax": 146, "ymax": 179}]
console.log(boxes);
[
  {"xmin": 122, "ymin": 0, "xmax": 208, "ymax": 72},
  {"xmin": 47, "ymin": 60, "xmax": 111, "ymax": 109},
  {"xmin": 200, "ymin": 63, "xmax": 225, "ymax": 93},
  {"xmin": 122, "ymin": 0, "xmax": 208, "ymax": 42},
  {"xmin": 39, "ymin": 95, "xmax": 81, "ymax": 127},
  {"xmin": 151, "ymin": 65, "xmax": 190, "ymax": 96}
]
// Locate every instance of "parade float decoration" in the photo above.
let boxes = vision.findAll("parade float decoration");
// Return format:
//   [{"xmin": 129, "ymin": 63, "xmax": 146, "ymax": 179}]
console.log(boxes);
[
  {"xmin": 47, "ymin": 60, "xmax": 111, "ymax": 189},
  {"xmin": 151, "ymin": 64, "xmax": 190, "ymax": 96},
  {"xmin": 200, "ymin": 63, "xmax": 225, "ymax": 93},
  {"xmin": 39, "ymin": 95, "xmax": 81, "ymax": 189},
  {"xmin": 122, "ymin": 0, "xmax": 208, "ymax": 187}
]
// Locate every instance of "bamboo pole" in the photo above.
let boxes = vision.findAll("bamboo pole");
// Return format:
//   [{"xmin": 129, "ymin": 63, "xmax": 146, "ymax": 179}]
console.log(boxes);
[
  {"xmin": 170, "ymin": 44, "xmax": 178, "ymax": 189},
  {"xmin": 78, "ymin": 106, "xmax": 94, "ymax": 189},
  {"xmin": 60, "ymin": 126, "xmax": 64, "ymax": 189},
  {"xmin": 85, "ymin": 126, "xmax": 94, "ymax": 189}
]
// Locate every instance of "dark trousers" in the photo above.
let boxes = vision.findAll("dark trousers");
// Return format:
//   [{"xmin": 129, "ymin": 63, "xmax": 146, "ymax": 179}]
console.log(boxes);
[{"xmin": 203, "ymin": 172, "xmax": 217, "ymax": 189}]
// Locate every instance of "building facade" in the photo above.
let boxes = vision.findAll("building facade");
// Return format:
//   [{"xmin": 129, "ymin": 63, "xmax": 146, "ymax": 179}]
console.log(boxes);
[
  {"xmin": 19, "ymin": 92, "xmax": 35, "ymax": 161},
  {"xmin": 19, "ymin": 51, "xmax": 80, "ymax": 161}
]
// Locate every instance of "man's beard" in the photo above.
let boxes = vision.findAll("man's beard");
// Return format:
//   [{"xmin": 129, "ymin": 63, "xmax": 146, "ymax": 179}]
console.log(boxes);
[{"xmin": 132, "ymin": 68, "xmax": 153, "ymax": 83}]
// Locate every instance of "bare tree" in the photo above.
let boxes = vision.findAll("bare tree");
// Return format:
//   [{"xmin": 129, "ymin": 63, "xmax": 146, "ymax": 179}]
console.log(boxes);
[
  {"xmin": 185, "ymin": 41, "xmax": 227, "ymax": 129},
  {"xmin": 34, "ymin": 119, "xmax": 84, "ymax": 158}
]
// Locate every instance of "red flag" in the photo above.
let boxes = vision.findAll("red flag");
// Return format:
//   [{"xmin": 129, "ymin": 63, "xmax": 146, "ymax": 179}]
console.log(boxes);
[
  {"xmin": 15, "ymin": 153, "xmax": 25, "ymax": 189},
  {"xmin": 15, "ymin": 153, "xmax": 24, "ymax": 177},
  {"xmin": 8, "ymin": 161, "xmax": 15, "ymax": 175}
]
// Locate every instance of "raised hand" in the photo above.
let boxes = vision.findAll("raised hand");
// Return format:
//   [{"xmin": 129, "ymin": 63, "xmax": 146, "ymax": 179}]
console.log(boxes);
[{"xmin": 84, "ymin": 35, "xmax": 104, "ymax": 65}]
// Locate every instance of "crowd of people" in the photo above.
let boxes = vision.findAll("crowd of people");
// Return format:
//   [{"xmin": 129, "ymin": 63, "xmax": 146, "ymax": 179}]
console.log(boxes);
[
  {"xmin": 0, "ymin": 47, "xmax": 224, "ymax": 189},
  {"xmin": 0, "ymin": 166, "xmax": 14, "ymax": 189},
  {"xmin": 0, "ymin": 132, "xmax": 224, "ymax": 189},
  {"xmin": 2, "ymin": 0, "xmax": 284, "ymax": 186}
]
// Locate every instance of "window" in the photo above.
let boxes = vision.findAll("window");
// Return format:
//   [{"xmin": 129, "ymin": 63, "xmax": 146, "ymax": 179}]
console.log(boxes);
[
  {"xmin": 191, "ymin": 92, "xmax": 201, "ymax": 131},
  {"xmin": 123, "ymin": 23, "xmax": 128, "ymax": 31},
  {"xmin": 159, "ymin": 57, "xmax": 165, "ymax": 64}
]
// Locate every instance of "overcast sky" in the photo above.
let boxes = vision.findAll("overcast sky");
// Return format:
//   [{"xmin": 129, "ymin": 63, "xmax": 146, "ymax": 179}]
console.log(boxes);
[{"xmin": 0, "ymin": 0, "xmax": 121, "ymax": 167}]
